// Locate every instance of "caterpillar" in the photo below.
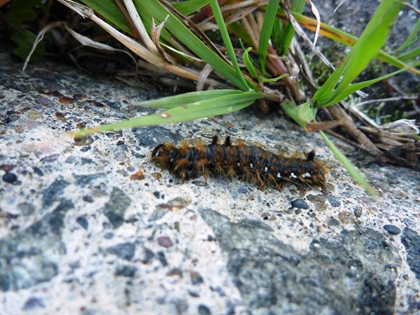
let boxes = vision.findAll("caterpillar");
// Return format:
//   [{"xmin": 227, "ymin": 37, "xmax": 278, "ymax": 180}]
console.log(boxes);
[{"xmin": 151, "ymin": 136, "xmax": 328, "ymax": 193}]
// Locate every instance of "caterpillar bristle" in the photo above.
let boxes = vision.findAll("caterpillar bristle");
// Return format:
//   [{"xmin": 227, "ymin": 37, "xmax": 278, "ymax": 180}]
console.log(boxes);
[
  {"xmin": 236, "ymin": 139, "xmax": 245, "ymax": 147},
  {"xmin": 151, "ymin": 136, "xmax": 328, "ymax": 193},
  {"xmin": 180, "ymin": 140, "xmax": 189, "ymax": 151},
  {"xmin": 200, "ymin": 140, "xmax": 208, "ymax": 152},
  {"xmin": 227, "ymin": 165, "xmax": 236, "ymax": 177},
  {"xmin": 224, "ymin": 136, "xmax": 232, "ymax": 147},
  {"xmin": 306, "ymin": 150, "xmax": 316, "ymax": 161}
]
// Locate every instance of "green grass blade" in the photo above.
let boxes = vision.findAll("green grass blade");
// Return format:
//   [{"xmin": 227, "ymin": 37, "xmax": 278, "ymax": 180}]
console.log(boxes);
[
  {"xmin": 319, "ymin": 131, "xmax": 378, "ymax": 198},
  {"xmin": 290, "ymin": 11, "xmax": 420, "ymax": 74},
  {"xmin": 280, "ymin": 100, "xmax": 315, "ymax": 129},
  {"xmin": 132, "ymin": 89, "xmax": 244, "ymax": 108},
  {"xmin": 208, "ymin": 0, "xmax": 250, "ymax": 91},
  {"xmin": 79, "ymin": 0, "xmax": 133, "ymax": 34},
  {"xmin": 277, "ymin": 0, "xmax": 305, "ymax": 54},
  {"xmin": 140, "ymin": 0, "xmax": 253, "ymax": 91},
  {"xmin": 317, "ymin": 67, "xmax": 409, "ymax": 107},
  {"xmin": 271, "ymin": 19, "xmax": 283, "ymax": 53},
  {"xmin": 397, "ymin": 46, "xmax": 420, "ymax": 63},
  {"xmin": 313, "ymin": 0, "xmax": 403, "ymax": 106},
  {"xmin": 332, "ymin": 0, "xmax": 402, "ymax": 94},
  {"xmin": 395, "ymin": 15, "xmax": 420, "ymax": 53},
  {"xmin": 228, "ymin": 21, "xmax": 253, "ymax": 47},
  {"xmin": 73, "ymin": 91, "xmax": 261, "ymax": 136},
  {"xmin": 258, "ymin": 74, "xmax": 288, "ymax": 83},
  {"xmin": 258, "ymin": 0, "xmax": 280, "ymax": 74},
  {"xmin": 243, "ymin": 47, "xmax": 258, "ymax": 79},
  {"xmin": 171, "ymin": 0, "xmax": 209, "ymax": 16}
]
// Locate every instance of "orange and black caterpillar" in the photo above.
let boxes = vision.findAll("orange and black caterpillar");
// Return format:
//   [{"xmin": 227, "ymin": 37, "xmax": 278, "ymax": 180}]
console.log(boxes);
[{"xmin": 151, "ymin": 136, "xmax": 328, "ymax": 193}]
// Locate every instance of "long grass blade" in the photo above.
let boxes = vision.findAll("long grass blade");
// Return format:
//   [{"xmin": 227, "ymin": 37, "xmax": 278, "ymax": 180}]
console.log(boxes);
[
  {"xmin": 395, "ymin": 14, "xmax": 420, "ymax": 53},
  {"xmin": 172, "ymin": 0, "xmax": 209, "ymax": 16},
  {"xmin": 73, "ymin": 91, "xmax": 261, "ymax": 136},
  {"xmin": 208, "ymin": 0, "xmax": 251, "ymax": 91},
  {"xmin": 132, "ymin": 89, "xmax": 245, "ymax": 108},
  {"xmin": 313, "ymin": 0, "xmax": 403, "ymax": 106},
  {"xmin": 317, "ymin": 67, "xmax": 409, "ymax": 107},
  {"xmin": 258, "ymin": 0, "xmax": 280, "ymax": 74},
  {"xmin": 319, "ymin": 131, "xmax": 378, "ymax": 198}
]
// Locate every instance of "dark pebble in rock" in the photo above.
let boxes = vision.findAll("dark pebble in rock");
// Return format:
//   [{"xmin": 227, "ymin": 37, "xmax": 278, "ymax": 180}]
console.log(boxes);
[
  {"xmin": 104, "ymin": 232, "xmax": 114, "ymax": 239},
  {"xmin": 74, "ymin": 136, "xmax": 94, "ymax": 147},
  {"xmin": 354, "ymin": 207, "xmax": 362, "ymax": 217},
  {"xmin": 74, "ymin": 173, "xmax": 105, "ymax": 187},
  {"xmin": 76, "ymin": 217, "xmax": 88, "ymax": 230},
  {"xmin": 192, "ymin": 180, "xmax": 209, "ymax": 187},
  {"xmin": 157, "ymin": 251, "xmax": 168, "ymax": 266},
  {"xmin": 82, "ymin": 195, "xmax": 94, "ymax": 203},
  {"xmin": 190, "ymin": 270, "xmax": 204, "ymax": 285},
  {"xmin": 5, "ymin": 111, "xmax": 19, "ymax": 123},
  {"xmin": 103, "ymin": 187, "xmax": 131, "ymax": 229},
  {"xmin": 174, "ymin": 299, "xmax": 189, "ymax": 314},
  {"xmin": 81, "ymin": 157, "xmax": 95, "ymax": 165},
  {"xmin": 42, "ymin": 177, "xmax": 70, "ymax": 208},
  {"xmin": 383, "ymin": 224, "xmax": 401, "ymax": 235},
  {"xmin": 127, "ymin": 166, "xmax": 135, "ymax": 172},
  {"xmin": 18, "ymin": 202, "xmax": 35, "ymax": 216},
  {"xmin": 65, "ymin": 156, "xmax": 76, "ymax": 164},
  {"xmin": 306, "ymin": 194, "xmax": 326, "ymax": 203},
  {"xmin": 132, "ymin": 126, "xmax": 183, "ymax": 147},
  {"xmin": 32, "ymin": 167, "xmax": 44, "ymax": 176},
  {"xmin": 401, "ymin": 228, "xmax": 420, "ymax": 279},
  {"xmin": 40, "ymin": 154, "xmax": 59, "ymax": 163},
  {"xmin": 22, "ymin": 297, "xmax": 46, "ymax": 310},
  {"xmin": 291, "ymin": 199, "xmax": 309, "ymax": 209},
  {"xmin": 153, "ymin": 191, "xmax": 160, "ymax": 199},
  {"xmin": 141, "ymin": 247, "xmax": 154, "ymax": 264},
  {"xmin": 3, "ymin": 172, "xmax": 17, "ymax": 183},
  {"xmin": 106, "ymin": 242, "xmax": 135, "ymax": 261},
  {"xmin": 0, "ymin": 164, "xmax": 15, "ymax": 172},
  {"xmin": 157, "ymin": 236, "xmax": 173, "ymax": 248},
  {"xmin": 104, "ymin": 100, "xmax": 122, "ymax": 110},
  {"xmin": 167, "ymin": 268, "xmax": 183, "ymax": 277},
  {"xmin": 80, "ymin": 146, "xmax": 91, "ymax": 152},
  {"xmin": 285, "ymin": 208, "xmax": 293, "ymax": 214},
  {"xmin": 328, "ymin": 218, "xmax": 340, "ymax": 227},
  {"xmin": 237, "ymin": 187, "xmax": 248, "ymax": 194},
  {"xmin": 189, "ymin": 290, "xmax": 200, "ymax": 297},
  {"xmin": 231, "ymin": 191, "xmax": 239, "ymax": 200},
  {"xmin": 37, "ymin": 97, "xmax": 52, "ymax": 106},
  {"xmin": 327, "ymin": 195, "xmax": 341, "ymax": 207},
  {"xmin": 115, "ymin": 265, "xmax": 137, "ymax": 277},
  {"xmin": 198, "ymin": 305, "xmax": 211, "ymax": 315},
  {"xmin": 148, "ymin": 208, "xmax": 168, "ymax": 221}
]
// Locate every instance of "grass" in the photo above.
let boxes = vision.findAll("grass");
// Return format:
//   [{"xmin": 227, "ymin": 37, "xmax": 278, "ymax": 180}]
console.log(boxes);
[{"xmin": 21, "ymin": 0, "xmax": 420, "ymax": 197}]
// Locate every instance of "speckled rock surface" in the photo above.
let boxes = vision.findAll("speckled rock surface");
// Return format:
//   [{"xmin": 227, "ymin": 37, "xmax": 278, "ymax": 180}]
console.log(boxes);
[{"xmin": 1, "ymin": 27, "xmax": 420, "ymax": 315}]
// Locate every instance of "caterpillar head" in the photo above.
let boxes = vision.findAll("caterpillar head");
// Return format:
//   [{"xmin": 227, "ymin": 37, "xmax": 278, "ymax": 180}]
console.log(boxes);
[{"xmin": 151, "ymin": 143, "xmax": 178, "ymax": 168}]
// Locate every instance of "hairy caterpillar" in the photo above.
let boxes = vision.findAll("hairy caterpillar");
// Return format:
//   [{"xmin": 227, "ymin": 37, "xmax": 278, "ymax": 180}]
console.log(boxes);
[{"xmin": 151, "ymin": 136, "xmax": 328, "ymax": 193}]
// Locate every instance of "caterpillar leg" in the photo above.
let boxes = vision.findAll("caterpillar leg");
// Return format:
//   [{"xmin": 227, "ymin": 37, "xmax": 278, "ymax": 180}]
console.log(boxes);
[
  {"xmin": 196, "ymin": 159, "xmax": 209, "ymax": 181},
  {"xmin": 224, "ymin": 136, "xmax": 232, "ymax": 146},
  {"xmin": 275, "ymin": 182, "xmax": 284, "ymax": 192},
  {"xmin": 254, "ymin": 171, "xmax": 265, "ymax": 190}
]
